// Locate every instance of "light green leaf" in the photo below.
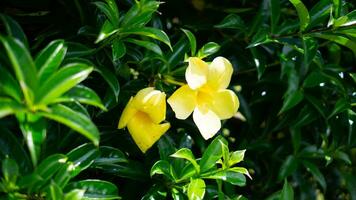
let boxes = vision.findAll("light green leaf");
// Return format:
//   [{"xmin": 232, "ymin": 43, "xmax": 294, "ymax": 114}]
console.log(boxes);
[
  {"xmin": 170, "ymin": 148, "xmax": 200, "ymax": 174},
  {"xmin": 187, "ymin": 179, "xmax": 205, "ymax": 200},
  {"xmin": 199, "ymin": 136, "xmax": 227, "ymax": 173},
  {"xmin": 125, "ymin": 38, "xmax": 162, "ymax": 56},
  {"xmin": 0, "ymin": 98, "xmax": 23, "ymax": 118},
  {"xmin": 39, "ymin": 104, "xmax": 100, "ymax": 146},
  {"xmin": 0, "ymin": 36, "xmax": 37, "ymax": 106},
  {"xmin": 64, "ymin": 189, "xmax": 85, "ymax": 200},
  {"xmin": 36, "ymin": 62, "xmax": 93, "ymax": 105},
  {"xmin": 289, "ymin": 0, "xmax": 310, "ymax": 31},
  {"xmin": 181, "ymin": 29, "xmax": 197, "ymax": 56},
  {"xmin": 228, "ymin": 150, "xmax": 246, "ymax": 166},
  {"xmin": 66, "ymin": 179, "xmax": 120, "ymax": 200},
  {"xmin": 280, "ymin": 179, "xmax": 294, "ymax": 200},
  {"xmin": 2, "ymin": 157, "xmax": 19, "ymax": 184},
  {"xmin": 197, "ymin": 42, "xmax": 220, "ymax": 59},
  {"xmin": 120, "ymin": 0, "xmax": 160, "ymax": 28},
  {"xmin": 333, "ymin": 10, "xmax": 356, "ymax": 27},
  {"xmin": 121, "ymin": 27, "xmax": 172, "ymax": 50},
  {"xmin": 150, "ymin": 160, "xmax": 176, "ymax": 180},
  {"xmin": 35, "ymin": 40, "xmax": 67, "ymax": 84},
  {"xmin": 0, "ymin": 67, "xmax": 22, "ymax": 102},
  {"xmin": 309, "ymin": 33, "xmax": 356, "ymax": 57},
  {"xmin": 202, "ymin": 169, "xmax": 246, "ymax": 186},
  {"xmin": 47, "ymin": 181, "xmax": 63, "ymax": 200},
  {"xmin": 95, "ymin": 20, "xmax": 118, "ymax": 43},
  {"xmin": 36, "ymin": 154, "xmax": 67, "ymax": 180},
  {"xmin": 55, "ymin": 85, "xmax": 106, "ymax": 111},
  {"xmin": 93, "ymin": 0, "xmax": 119, "ymax": 27}
]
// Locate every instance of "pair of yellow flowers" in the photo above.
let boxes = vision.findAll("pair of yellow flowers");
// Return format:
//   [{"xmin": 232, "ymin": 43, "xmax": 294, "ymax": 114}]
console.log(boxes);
[{"xmin": 118, "ymin": 57, "xmax": 239, "ymax": 153}]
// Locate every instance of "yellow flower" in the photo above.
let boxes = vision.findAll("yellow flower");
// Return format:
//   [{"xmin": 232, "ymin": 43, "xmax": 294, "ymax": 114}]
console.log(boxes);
[
  {"xmin": 167, "ymin": 57, "xmax": 239, "ymax": 140},
  {"xmin": 118, "ymin": 87, "xmax": 170, "ymax": 153}
]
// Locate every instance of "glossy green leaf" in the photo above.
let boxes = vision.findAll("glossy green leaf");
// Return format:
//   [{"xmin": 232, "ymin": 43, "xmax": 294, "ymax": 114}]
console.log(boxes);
[
  {"xmin": 250, "ymin": 47, "xmax": 266, "ymax": 79},
  {"xmin": 47, "ymin": 181, "xmax": 63, "ymax": 200},
  {"xmin": 0, "ymin": 36, "xmax": 37, "ymax": 106},
  {"xmin": 36, "ymin": 62, "xmax": 93, "ymax": 105},
  {"xmin": 121, "ymin": 27, "xmax": 172, "ymax": 49},
  {"xmin": 150, "ymin": 160, "xmax": 176, "ymax": 180},
  {"xmin": 280, "ymin": 90, "xmax": 304, "ymax": 113},
  {"xmin": 181, "ymin": 29, "xmax": 197, "ymax": 56},
  {"xmin": 112, "ymin": 39, "xmax": 126, "ymax": 61},
  {"xmin": 142, "ymin": 184, "xmax": 167, "ymax": 200},
  {"xmin": 66, "ymin": 179, "xmax": 120, "ymax": 200},
  {"xmin": 94, "ymin": 64, "xmax": 120, "ymax": 100},
  {"xmin": 302, "ymin": 37, "xmax": 318, "ymax": 68},
  {"xmin": 167, "ymin": 37, "xmax": 190, "ymax": 69},
  {"xmin": 93, "ymin": 0, "xmax": 119, "ymax": 27},
  {"xmin": 120, "ymin": 1, "xmax": 160, "ymax": 28},
  {"xmin": 302, "ymin": 161, "xmax": 326, "ymax": 191},
  {"xmin": 125, "ymin": 38, "xmax": 162, "ymax": 56},
  {"xmin": 247, "ymin": 28, "xmax": 271, "ymax": 48},
  {"xmin": 332, "ymin": 0, "xmax": 341, "ymax": 18},
  {"xmin": 0, "ymin": 63, "xmax": 23, "ymax": 102},
  {"xmin": 278, "ymin": 155, "xmax": 299, "ymax": 181},
  {"xmin": 199, "ymin": 136, "xmax": 227, "ymax": 173},
  {"xmin": 55, "ymin": 85, "xmax": 106, "ymax": 110},
  {"xmin": 0, "ymin": 98, "xmax": 23, "ymax": 118},
  {"xmin": 214, "ymin": 14, "xmax": 245, "ymax": 30},
  {"xmin": 36, "ymin": 154, "xmax": 67, "ymax": 181},
  {"xmin": 280, "ymin": 179, "xmax": 294, "ymax": 200},
  {"xmin": 228, "ymin": 150, "xmax": 246, "ymax": 167},
  {"xmin": 187, "ymin": 179, "xmax": 205, "ymax": 200},
  {"xmin": 66, "ymin": 143, "xmax": 100, "ymax": 177},
  {"xmin": 333, "ymin": 10, "xmax": 356, "ymax": 27},
  {"xmin": 309, "ymin": 33, "xmax": 356, "ymax": 56},
  {"xmin": 35, "ymin": 40, "xmax": 67, "ymax": 84},
  {"xmin": 289, "ymin": 0, "xmax": 310, "ymax": 31},
  {"xmin": 197, "ymin": 42, "xmax": 220, "ymax": 59},
  {"xmin": 2, "ymin": 157, "xmax": 19, "ymax": 184},
  {"xmin": 94, "ymin": 146, "xmax": 127, "ymax": 165},
  {"xmin": 18, "ymin": 114, "xmax": 47, "ymax": 166},
  {"xmin": 170, "ymin": 148, "xmax": 200, "ymax": 173},
  {"xmin": 202, "ymin": 169, "xmax": 246, "ymax": 186},
  {"xmin": 64, "ymin": 189, "xmax": 85, "ymax": 200},
  {"xmin": 95, "ymin": 20, "xmax": 118, "ymax": 43},
  {"xmin": 308, "ymin": 0, "xmax": 332, "ymax": 29},
  {"xmin": 39, "ymin": 104, "xmax": 100, "ymax": 146},
  {"xmin": 0, "ymin": 14, "xmax": 28, "ymax": 48},
  {"xmin": 303, "ymin": 71, "xmax": 328, "ymax": 88}
]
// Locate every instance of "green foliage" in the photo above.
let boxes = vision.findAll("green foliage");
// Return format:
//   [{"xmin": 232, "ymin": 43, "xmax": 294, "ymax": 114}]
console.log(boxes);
[{"xmin": 0, "ymin": 0, "xmax": 355, "ymax": 199}]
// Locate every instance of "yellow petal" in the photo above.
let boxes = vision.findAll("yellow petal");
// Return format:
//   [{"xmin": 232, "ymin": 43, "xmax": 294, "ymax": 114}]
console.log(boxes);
[
  {"xmin": 127, "ymin": 111, "xmax": 170, "ymax": 153},
  {"xmin": 185, "ymin": 57, "xmax": 208, "ymax": 90},
  {"xmin": 207, "ymin": 57, "xmax": 233, "ymax": 90},
  {"xmin": 118, "ymin": 97, "xmax": 137, "ymax": 129},
  {"xmin": 133, "ymin": 87, "xmax": 166, "ymax": 123},
  {"xmin": 193, "ymin": 106, "xmax": 221, "ymax": 140},
  {"xmin": 210, "ymin": 89, "xmax": 239, "ymax": 120},
  {"xmin": 167, "ymin": 85, "xmax": 197, "ymax": 119}
]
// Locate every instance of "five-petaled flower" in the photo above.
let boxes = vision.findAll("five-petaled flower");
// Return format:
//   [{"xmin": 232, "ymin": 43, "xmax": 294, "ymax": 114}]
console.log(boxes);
[
  {"xmin": 118, "ymin": 87, "xmax": 170, "ymax": 153},
  {"xmin": 167, "ymin": 57, "xmax": 239, "ymax": 140}
]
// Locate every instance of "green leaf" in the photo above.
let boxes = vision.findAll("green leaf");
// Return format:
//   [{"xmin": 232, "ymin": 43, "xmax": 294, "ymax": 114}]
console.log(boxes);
[
  {"xmin": 55, "ymin": 85, "xmax": 106, "ymax": 111},
  {"xmin": 302, "ymin": 37, "xmax": 318, "ymax": 68},
  {"xmin": 332, "ymin": 0, "xmax": 341, "ymax": 18},
  {"xmin": 95, "ymin": 20, "xmax": 118, "ymax": 43},
  {"xmin": 197, "ymin": 42, "xmax": 220, "ymax": 59},
  {"xmin": 199, "ymin": 136, "xmax": 227, "ymax": 173},
  {"xmin": 142, "ymin": 184, "xmax": 167, "ymax": 200},
  {"xmin": 302, "ymin": 161, "xmax": 326, "ymax": 191},
  {"xmin": 280, "ymin": 90, "xmax": 304, "ymax": 113},
  {"xmin": 36, "ymin": 62, "xmax": 93, "ymax": 105},
  {"xmin": 2, "ymin": 157, "xmax": 19, "ymax": 184},
  {"xmin": 309, "ymin": 33, "xmax": 356, "ymax": 57},
  {"xmin": 121, "ymin": 27, "xmax": 172, "ymax": 50},
  {"xmin": 112, "ymin": 39, "xmax": 126, "ymax": 61},
  {"xmin": 94, "ymin": 64, "xmax": 120, "ymax": 100},
  {"xmin": 120, "ymin": 0, "xmax": 160, "ymax": 28},
  {"xmin": 289, "ymin": 0, "xmax": 310, "ymax": 31},
  {"xmin": 150, "ymin": 160, "xmax": 176, "ymax": 180},
  {"xmin": 170, "ymin": 148, "xmax": 200, "ymax": 174},
  {"xmin": 93, "ymin": 0, "xmax": 119, "ymax": 27},
  {"xmin": 303, "ymin": 71, "xmax": 328, "ymax": 88},
  {"xmin": 228, "ymin": 150, "xmax": 246, "ymax": 167},
  {"xmin": 202, "ymin": 169, "xmax": 246, "ymax": 186},
  {"xmin": 66, "ymin": 143, "xmax": 100, "ymax": 177},
  {"xmin": 0, "ymin": 36, "xmax": 37, "ymax": 106},
  {"xmin": 0, "ymin": 67, "xmax": 22, "ymax": 102},
  {"xmin": 39, "ymin": 104, "xmax": 100, "ymax": 146},
  {"xmin": 308, "ymin": 0, "xmax": 332, "ymax": 29},
  {"xmin": 214, "ymin": 14, "xmax": 245, "ymax": 30},
  {"xmin": 35, "ymin": 40, "xmax": 67, "ymax": 84},
  {"xmin": 47, "ymin": 181, "xmax": 63, "ymax": 200},
  {"xmin": 181, "ymin": 29, "xmax": 197, "ymax": 56},
  {"xmin": 250, "ymin": 47, "xmax": 266, "ymax": 79},
  {"xmin": 66, "ymin": 179, "xmax": 120, "ymax": 200},
  {"xmin": 0, "ymin": 98, "xmax": 23, "ymax": 118},
  {"xmin": 64, "ymin": 189, "xmax": 85, "ymax": 200},
  {"xmin": 125, "ymin": 38, "xmax": 162, "ymax": 56},
  {"xmin": 0, "ymin": 14, "xmax": 29, "ymax": 48},
  {"xmin": 333, "ymin": 10, "xmax": 356, "ymax": 28},
  {"xmin": 94, "ymin": 146, "xmax": 127, "ymax": 165},
  {"xmin": 278, "ymin": 155, "xmax": 299, "ymax": 181},
  {"xmin": 18, "ymin": 114, "xmax": 47, "ymax": 166},
  {"xmin": 187, "ymin": 179, "xmax": 206, "ymax": 200},
  {"xmin": 270, "ymin": 0, "xmax": 281, "ymax": 33},
  {"xmin": 247, "ymin": 28, "xmax": 271, "ymax": 48},
  {"xmin": 329, "ymin": 99, "xmax": 350, "ymax": 119},
  {"xmin": 167, "ymin": 37, "xmax": 190, "ymax": 69},
  {"xmin": 280, "ymin": 179, "xmax": 294, "ymax": 200}
]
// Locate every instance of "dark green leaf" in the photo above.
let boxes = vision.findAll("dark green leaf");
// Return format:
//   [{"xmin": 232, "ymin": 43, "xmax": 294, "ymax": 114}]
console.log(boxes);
[
  {"xmin": 278, "ymin": 155, "xmax": 299, "ymax": 181},
  {"xmin": 181, "ymin": 29, "xmax": 197, "ymax": 56},
  {"xmin": 170, "ymin": 148, "xmax": 199, "ymax": 173},
  {"xmin": 36, "ymin": 62, "xmax": 93, "ymax": 105},
  {"xmin": 0, "ymin": 14, "xmax": 28, "ymax": 48},
  {"xmin": 200, "ymin": 136, "xmax": 227, "ymax": 173},
  {"xmin": 94, "ymin": 146, "xmax": 127, "ymax": 165},
  {"xmin": 120, "ymin": 1, "xmax": 160, "ymax": 28},
  {"xmin": 121, "ymin": 27, "xmax": 172, "ymax": 49},
  {"xmin": 0, "ymin": 67, "xmax": 22, "ymax": 102},
  {"xmin": 66, "ymin": 143, "xmax": 100, "ymax": 177},
  {"xmin": 150, "ymin": 160, "xmax": 176, "ymax": 180},
  {"xmin": 2, "ymin": 157, "xmax": 19, "ymax": 184},
  {"xmin": 95, "ymin": 64, "xmax": 120, "ymax": 100},
  {"xmin": 280, "ymin": 179, "xmax": 294, "ymax": 200},
  {"xmin": 202, "ymin": 169, "xmax": 246, "ymax": 186},
  {"xmin": 93, "ymin": 0, "xmax": 119, "ymax": 27},
  {"xmin": 95, "ymin": 20, "xmax": 118, "ymax": 43},
  {"xmin": 270, "ymin": 0, "xmax": 281, "ymax": 33},
  {"xmin": 280, "ymin": 90, "xmax": 304, "ymax": 113},
  {"xmin": 214, "ymin": 14, "xmax": 245, "ymax": 30},
  {"xmin": 309, "ymin": 33, "xmax": 356, "ymax": 57},
  {"xmin": 47, "ymin": 181, "xmax": 63, "ymax": 200},
  {"xmin": 329, "ymin": 99, "xmax": 350, "ymax": 119},
  {"xmin": 302, "ymin": 161, "xmax": 326, "ymax": 191},
  {"xmin": 39, "ymin": 104, "xmax": 100, "ymax": 146},
  {"xmin": 188, "ymin": 179, "xmax": 205, "ymax": 200},
  {"xmin": 112, "ymin": 39, "xmax": 126, "ymax": 61},
  {"xmin": 35, "ymin": 40, "xmax": 67, "ymax": 84},
  {"xmin": 197, "ymin": 42, "xmax": 220, "ymax": 59},
  {"xmin": 66, "ymin": 179, "xmax": 120, "ymax": 200},
  {"xmin": 125, "ymin": 38, "xmax": 162, "ymax": 56},
  {"xmin": 0, "ymin": 98, "xmax": 23, "ymax": 118}
]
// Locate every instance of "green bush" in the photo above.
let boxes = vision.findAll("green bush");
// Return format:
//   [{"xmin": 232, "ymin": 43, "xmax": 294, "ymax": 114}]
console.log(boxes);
[{"xmin": 0, "ymin": 0, "xmax": 355, "ymax": 199}]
